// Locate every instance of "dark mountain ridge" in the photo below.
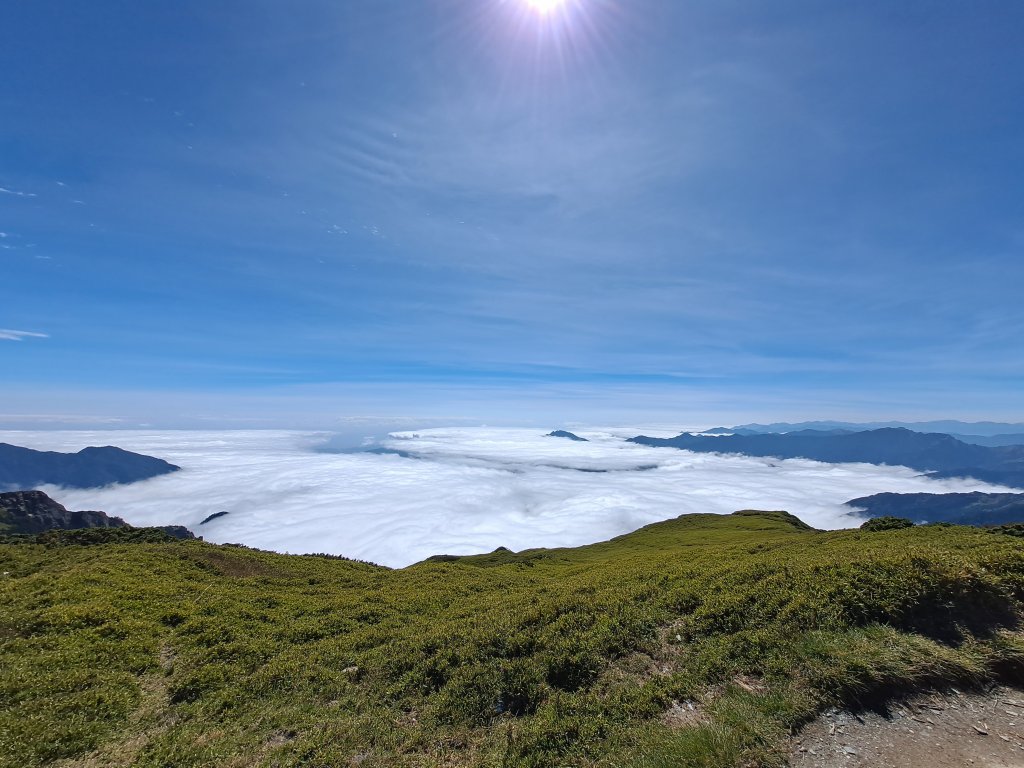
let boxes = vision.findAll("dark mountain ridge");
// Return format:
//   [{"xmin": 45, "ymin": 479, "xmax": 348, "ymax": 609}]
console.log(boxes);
[
  {"xmin": 630, "ymin": 428, "xmax": 1024, "ymax": 487},
  {"xmin": 949, "ymin": 433, "xmax": 1024, "ymax": 448},
  {"xmin": 847, "ymin": 492, "xmax": 1024, "ymax": 527},
  {"xmin": 0, "ymin": 443, "xmax": 179, "ymax": 490},
  {"xmin": 546, "ymin": 430, "xmax": 588, "ymax": 441},
  {"xmin": 727, "ymin": 420, "xmax": 1024, "ymax": 436},
  {"xmin": 705, "ymin": 421, "xmax": 1024, "ymax": 447}
]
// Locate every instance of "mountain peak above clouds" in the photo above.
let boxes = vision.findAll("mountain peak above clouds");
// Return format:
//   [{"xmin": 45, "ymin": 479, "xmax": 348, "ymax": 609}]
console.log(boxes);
[
  {"xmin": 546, "ymin": 430, "xmax": 589, "ymax": 442},
  {"xmin": 0, "ymin": 442, "xmax": 180, "ymax": 490}
]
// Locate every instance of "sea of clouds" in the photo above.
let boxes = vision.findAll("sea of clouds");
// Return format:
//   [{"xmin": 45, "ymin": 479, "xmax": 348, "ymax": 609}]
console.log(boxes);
[{"xmin": 2, "ymin": 428, "xmax": 1015, "ymax": 567}]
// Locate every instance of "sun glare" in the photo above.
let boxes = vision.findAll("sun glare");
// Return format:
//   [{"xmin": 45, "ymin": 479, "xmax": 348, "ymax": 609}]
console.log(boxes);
[{"xmin": 525, "ymin": 0, "xmax": 567, "ymax": 15}]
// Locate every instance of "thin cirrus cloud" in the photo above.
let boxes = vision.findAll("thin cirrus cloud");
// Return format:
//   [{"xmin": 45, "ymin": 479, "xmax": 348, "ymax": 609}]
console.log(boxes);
[
  {"xmin": 12, "ymin": 428, "xmax": 1014, "ymax": 568},
  {"xmin": 0, "ymin": 329, "xmax": 48, "ymax": 341},
  {"xmin": 1, "ymin": 2, "xmax": 1023, "ymax": 419},
  {"xmin": 0, "ymin": 186, "xmax": 37, "ymax": 198}
]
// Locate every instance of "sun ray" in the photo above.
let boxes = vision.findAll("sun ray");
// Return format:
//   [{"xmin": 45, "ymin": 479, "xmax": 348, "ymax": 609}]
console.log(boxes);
[{"xmin": 525, "ymin": 0, "xmax": 567, "ymax": 15}]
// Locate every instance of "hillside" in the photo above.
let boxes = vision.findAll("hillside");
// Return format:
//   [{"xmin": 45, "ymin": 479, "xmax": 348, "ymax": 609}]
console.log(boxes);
[
  {"xmin": 1, "ymin": 512, "xmax": 1023, "ymax": 768},
  {"xmin": 0, "ymin": 443, "xmax": 180, "ymax": 490}
]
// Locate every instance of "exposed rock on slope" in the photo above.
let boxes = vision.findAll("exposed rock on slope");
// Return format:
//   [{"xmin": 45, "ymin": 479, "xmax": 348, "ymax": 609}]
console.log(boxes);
[
  {"xmin": 0, "ymin": 490, "xmax": 128, "ymax": 533},
  {"xmin": 0, "ymin": 490, "xmax": 194, "ymax": 539}
]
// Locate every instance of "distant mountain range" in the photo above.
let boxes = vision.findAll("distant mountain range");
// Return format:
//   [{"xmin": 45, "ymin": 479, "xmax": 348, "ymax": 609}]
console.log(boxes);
[
  {"xmin": 948, "ymin": 434, "xmax": 1024, "ymax": 448},
  {"xmin": 629, "ymin": 428, "xmax": 1024, "ymax": 489},
  {"xmin": 723, "ymin": 420, "xmax": 1024, "ymax": 439},
  {"xmin": 0, "ymin": 490, "xmax": 194, "ymax": 538},
  {"xmin": 706, "ymin": 420, "xmax": 1024, "ymax": 448},
  {"xmin": 0, "ymin": 443, "xmax": 179, "ymax": 490},
  {"xmin": 846, "ymin": 492, "xmax": 1024, "ymax": 527}
]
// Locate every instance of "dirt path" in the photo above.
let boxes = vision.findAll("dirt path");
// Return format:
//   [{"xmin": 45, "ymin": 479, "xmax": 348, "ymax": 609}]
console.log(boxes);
[{"xmin": 789, "ymin": 686, "xmax": 1024, "ymax": 768}]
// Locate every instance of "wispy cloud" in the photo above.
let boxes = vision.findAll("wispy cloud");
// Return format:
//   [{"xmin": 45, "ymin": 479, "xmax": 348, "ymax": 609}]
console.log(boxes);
[
  {"xmin": 0, "ymin": 329, "xmax": 48, "ymax": 341},
  {"xmin": 3, "ymin": 2, "xmax": 1022, "ymax": 414},
  {"xmin": 0, "ymin": 186, "xmax": 37, "ymax": 198}
]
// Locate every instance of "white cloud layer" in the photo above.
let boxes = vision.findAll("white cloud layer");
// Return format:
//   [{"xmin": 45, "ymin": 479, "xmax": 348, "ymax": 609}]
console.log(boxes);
[{"xmin": 1, "ymin": 428, "xmax": 1014, "ymax": 568}]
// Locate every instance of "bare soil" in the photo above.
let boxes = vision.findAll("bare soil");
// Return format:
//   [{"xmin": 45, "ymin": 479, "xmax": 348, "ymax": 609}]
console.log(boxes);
[{"xmin": 789, "ymin": 686, "xmax": 1024, "ymax": 768}]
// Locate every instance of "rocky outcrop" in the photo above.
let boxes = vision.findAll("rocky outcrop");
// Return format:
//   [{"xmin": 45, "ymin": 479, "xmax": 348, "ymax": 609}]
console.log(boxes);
[
  {"xmin": 150, "ymin": 525, "xmax": 195, "ymax": 540},
  {"xmin": 0, "ymin": 490, "xmax": 195, "ymax": 539},
  {"xmin": 0, "ymin": 490, "xmax": 128, "ymax": 534}
]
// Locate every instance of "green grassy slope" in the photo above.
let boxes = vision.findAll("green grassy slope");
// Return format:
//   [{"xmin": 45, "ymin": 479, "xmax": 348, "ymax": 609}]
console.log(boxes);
[{"xmin": 1, "ymin": 512, "xmax": 1022, "ymax": 768}]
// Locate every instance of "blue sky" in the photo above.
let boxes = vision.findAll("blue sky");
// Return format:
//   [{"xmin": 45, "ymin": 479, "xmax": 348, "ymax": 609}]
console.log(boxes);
[{"xmin": 2, "ymin": 0, "xmax": 1023, "ymax": 428}]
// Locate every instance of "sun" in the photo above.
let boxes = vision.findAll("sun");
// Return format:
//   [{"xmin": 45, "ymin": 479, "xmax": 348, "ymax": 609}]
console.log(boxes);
[{"xmin": 524, "ymin": 0, "xmax": 567, "ymax": 14}]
